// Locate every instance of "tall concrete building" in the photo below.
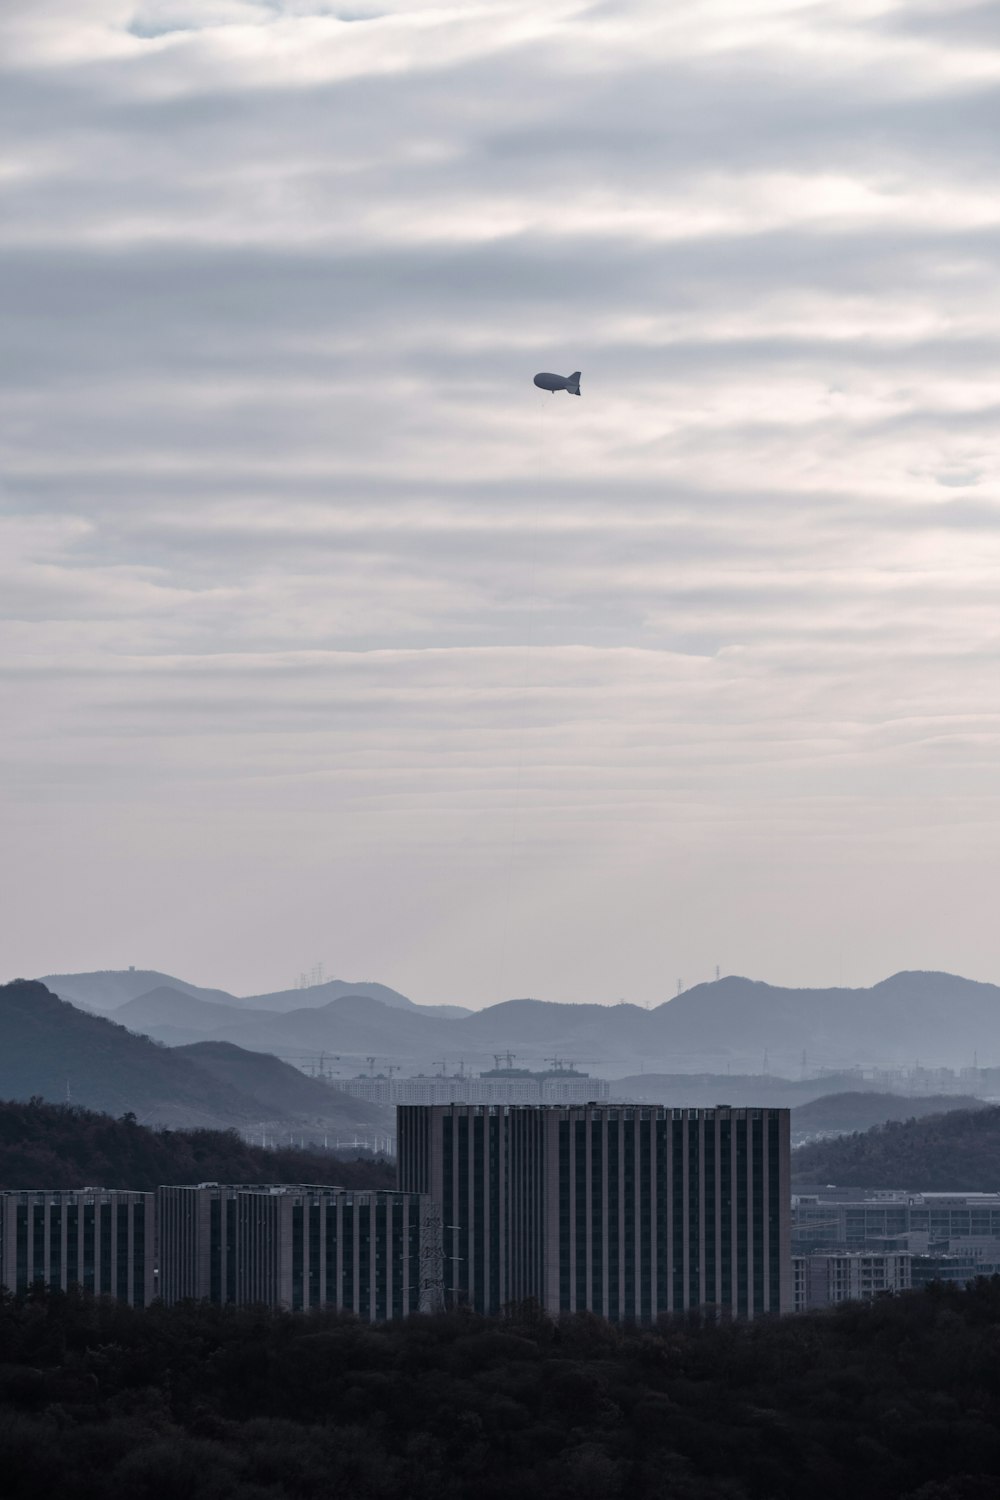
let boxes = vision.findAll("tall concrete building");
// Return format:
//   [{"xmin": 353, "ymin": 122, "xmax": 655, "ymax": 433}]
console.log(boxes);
[
  {"xmin": 398, "ymin": 1104, "xmax": 792, "ymax": 1320},
  {"xmin": 157, "ymin": 1185, "xmax": 442, "ymax": 1316},
  {"xmin": 0, "ymin": 1189, "xmax": 153, "ymax": 1306}
]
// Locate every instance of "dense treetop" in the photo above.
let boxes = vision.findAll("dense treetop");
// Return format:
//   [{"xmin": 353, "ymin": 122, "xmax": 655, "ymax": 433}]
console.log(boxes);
[
  {"xmin": 0, "ymin": 1097, "xmax": 394, "ymax": 1192},
  {"xmin": 792, "ymin": 1103, "xmax": 1000, "ymax": 1189},
  {"xmin": 1, "ymin": 1282, "xmax": 1000, "ymax": 1499}
]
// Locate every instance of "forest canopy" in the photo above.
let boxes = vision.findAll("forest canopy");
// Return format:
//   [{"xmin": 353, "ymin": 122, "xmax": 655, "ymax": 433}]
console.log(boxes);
[
  {"xmin": 1, "ymin": 1282, "xmax": 999, "ymax": 1500},
  {"xmin": 0, "ymin": 1097, "xmax": 394, "ymax": 1192},
  {"xmin": 792, "ymin": 1103, "xmax": 1000, "ymax": 1189}
]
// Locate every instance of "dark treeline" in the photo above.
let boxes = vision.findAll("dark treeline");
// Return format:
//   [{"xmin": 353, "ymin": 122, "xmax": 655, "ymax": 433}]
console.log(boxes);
[
  {"xmin": 0, "ymin": 1098, "xmax": 394, "ymax": 1191},
  {"xmin": 2, "ymin": 1284, "xmax": 1000, "ymax": 1500},
  {"xmin": 793, "ymin": 1103, "xmax": 1000, "ymax": 1189}
]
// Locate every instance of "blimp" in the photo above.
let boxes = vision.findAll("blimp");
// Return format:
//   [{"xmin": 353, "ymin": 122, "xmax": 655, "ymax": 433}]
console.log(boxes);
[{"xmin": 533, "ymin": 370, "xmax": 581, "ymax": 396}]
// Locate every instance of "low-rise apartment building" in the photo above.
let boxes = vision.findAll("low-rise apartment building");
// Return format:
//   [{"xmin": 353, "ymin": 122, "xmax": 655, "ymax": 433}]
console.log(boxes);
[{"xmin": 793, "ymin": 1251, "xmax": 912, "ymax": 1311}]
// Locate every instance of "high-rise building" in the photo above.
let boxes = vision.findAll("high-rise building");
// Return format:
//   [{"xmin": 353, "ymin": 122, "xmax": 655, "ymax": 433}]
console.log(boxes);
[
  {"xmin": 397, "ymin": 1104, "xmax": 792, "ymax": 1320},
  {"xmin": 157, "ymin": 1184, "xmax": 442, "ymax": 1316},
  {"xmin": 0, "ymin": 1189, "xmax": 153, "ymax": 1306}
]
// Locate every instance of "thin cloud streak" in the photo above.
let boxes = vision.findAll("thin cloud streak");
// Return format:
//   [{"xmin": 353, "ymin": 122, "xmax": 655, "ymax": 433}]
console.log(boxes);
[{"xmin": 3, "ymin": 0, "xmax": 1000, "ymax": 999}]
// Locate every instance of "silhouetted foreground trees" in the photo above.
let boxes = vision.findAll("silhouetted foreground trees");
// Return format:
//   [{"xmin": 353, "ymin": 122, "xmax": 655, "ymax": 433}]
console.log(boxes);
[
  {"xmin": 793, "ymin": 1103, "xmax": 1000, "ymax": 1188},
  {"xmin": 2, "ymin": 1284, "xmax": 1000, "ymax": 1500},
  {"xmin": 0, "ymin": 1098, "xmax": 394, "ymax": 1191}
]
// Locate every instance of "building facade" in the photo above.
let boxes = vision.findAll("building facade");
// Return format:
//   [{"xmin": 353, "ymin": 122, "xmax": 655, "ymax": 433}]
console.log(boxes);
[
  {"xmin": 157, "ymin": 1184, "xmax": 442, "ymax": 1317},
  {"xmin": 792, "ymin": 1191, "xmax": 1000, "ymax": 1279},
  {"xmin": 0, "ymin": 1189, "xmax": 153, "ymax": 1306},
  {"xmin": 398, "ymin": 1103, "xmax": 792, "ymax": 1320},
  {"xmin": 792, "ymin": 1251, "xmax": 912, "ymax": 1312}
]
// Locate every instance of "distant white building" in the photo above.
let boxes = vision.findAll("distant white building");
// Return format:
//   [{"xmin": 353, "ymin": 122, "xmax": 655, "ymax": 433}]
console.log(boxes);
[{"xmin": 340, "ymin": 1068, "xmax": 610, "ymax": 1107}]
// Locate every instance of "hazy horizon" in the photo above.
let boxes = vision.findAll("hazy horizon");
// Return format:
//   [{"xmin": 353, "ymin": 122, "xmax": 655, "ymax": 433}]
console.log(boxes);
[
  {"xmin": 27, "ymin": 958, "xmax": 1000, "ymax": 1012},
  {"xmin": 5, "ymin": 2, "xmax": 1000, "ymax": 1006}
]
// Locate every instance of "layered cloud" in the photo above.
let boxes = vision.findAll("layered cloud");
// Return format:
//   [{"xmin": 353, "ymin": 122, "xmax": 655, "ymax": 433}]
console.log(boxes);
[{"xmin": 3, "ymin": 0, "xmax": 1000, "ymax": 1005}]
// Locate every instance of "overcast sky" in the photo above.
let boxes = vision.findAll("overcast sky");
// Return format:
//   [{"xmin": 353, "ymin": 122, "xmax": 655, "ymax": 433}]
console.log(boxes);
[{"xmin": 4, "ymin": 0, "xmax": 1000, "ymax": 1005}]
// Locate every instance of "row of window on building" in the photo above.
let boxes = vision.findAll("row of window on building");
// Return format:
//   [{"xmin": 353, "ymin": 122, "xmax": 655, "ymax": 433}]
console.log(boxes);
[
  {"xmin": 17, "ymin": 1107, "xmax": 992, "ymax": 1324},
  {"xmin": 397, "ymin": 1103, "xmax": 793, "ymax": 1319},
  {"xmin": 791, "ymin": 1190, "xmax": 1000, "ymax": 1304},
  {"xmin": 0, "ymin": 1104, "xmax": 794, "ymax": 1322},
  {"xmin": 792, "ymin": 1248, "xmax": 996, "ymax": 1311},
  {"xmin": 0, "ymin": 1187, "xmax": 439, "ymax": 1317}
]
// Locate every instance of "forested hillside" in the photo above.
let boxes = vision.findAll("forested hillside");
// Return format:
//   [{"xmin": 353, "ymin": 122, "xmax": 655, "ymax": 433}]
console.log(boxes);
[
  {"xmin": 0, "ymin": 1098, "xmax": 394, "ymax": 1192},
  {"xmin": 0, "ymin": 980, "xmax": 388, "ymax": 1137},
  {"xmin": 790, "ymin": 1091, "xmax": 984, "ymax": 1140},
  {"xmin": 2, "ymin": 1282, "xmax": 1000, "ymax": 1499},
  {"xmin": 793, "ymin": 1104, "xmax": 1000, "ymax": 1189}
]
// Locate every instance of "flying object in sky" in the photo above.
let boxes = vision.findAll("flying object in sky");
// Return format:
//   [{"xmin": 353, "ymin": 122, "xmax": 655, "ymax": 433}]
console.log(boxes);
[{"xmin": 534, "ymin": 370, "xmax": 582, "ymax": 396}]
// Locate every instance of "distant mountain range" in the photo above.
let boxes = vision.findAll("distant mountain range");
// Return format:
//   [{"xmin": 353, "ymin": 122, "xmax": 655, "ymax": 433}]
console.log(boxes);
[
  {"xmin": 39, "ymin": 969, "xmax": 471, "ymax": 1020},
  {"xmin": 0, "ymin": 980, "xmax": 392, "ymax": 1138},
  {"xmin": 33, "ymin": 967, "xmax": 1000, "ymax": 1077},
  {"xmin": 7, "ymin": 970, "xmax": 1000, "ymax": 1143}
]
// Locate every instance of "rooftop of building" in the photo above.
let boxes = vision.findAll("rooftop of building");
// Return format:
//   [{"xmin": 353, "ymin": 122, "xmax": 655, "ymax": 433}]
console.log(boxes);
[
  {"xmin": 398, "ymin": 1102, "xmax": 790, "ymax": 1118},
  {"xmin": 159, "ymin": 1183, "xmax": 422, "ymax": 1198}
]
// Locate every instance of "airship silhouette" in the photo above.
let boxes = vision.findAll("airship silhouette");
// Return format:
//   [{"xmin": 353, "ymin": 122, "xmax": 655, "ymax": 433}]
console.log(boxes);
[{"xmin": 533, "ymin": 370, "xmax": 581, "ymax": 396}]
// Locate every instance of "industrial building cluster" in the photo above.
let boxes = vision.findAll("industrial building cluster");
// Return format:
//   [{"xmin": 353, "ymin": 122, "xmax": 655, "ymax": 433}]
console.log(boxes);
[
  {"xmin": 0, "ymin": 1103, "xmax": 792, "ymax": 1320},
  {"xmin": 0, "ymin": 1185, "xmax": 434, "ymax": 1316},
  {"xmin": 791, "ymin": 1188, "xmax": 1000, "ymax": 1308},
  {"xmin": 4, "ymin": 1103, "xmax": 996, "ymax": 1321},
  {"xmin": 339, "ymin": 1061, "xmax": 611, "ymax": 1107}
]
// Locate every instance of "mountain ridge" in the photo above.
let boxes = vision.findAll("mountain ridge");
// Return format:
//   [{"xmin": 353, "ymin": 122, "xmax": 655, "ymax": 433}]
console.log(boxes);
[
  {"xmin": 0, "ymin": 980, "xmax": 391, "ymax": 1137},
  {"xmin": 31, "ymin": 966, "xmax": 1000, "ymax": 1075},
  {"xmin": 40, "ymin": 969, "xmax": 471, "ymax": 1020}
]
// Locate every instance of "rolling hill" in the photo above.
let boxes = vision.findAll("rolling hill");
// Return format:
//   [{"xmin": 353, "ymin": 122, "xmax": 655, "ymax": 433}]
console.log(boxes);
[
  {"xmin": 0, "ymin": 980, "xmax": 390, "ymax": 1137},
  {"xmin": 792, "ymin": 1104, "xmax": 1000, "ymax": 1190},
  {"xmin": 239, "ymin": 978, "xmax": 471, "ymax": 1019},
  {"xmin": 176, "ymin": 1040, "xmax": 389, "ymax": 1135},
  {"xmin": 41, "ymin": 969, "xmax": 471, "ymax": 1019},
  {"xmin": 790, "ymin": 1091, "xmax": 986, "ymax": 1141},
  {"xmin": 34, "ymin": 967, "xmax": 1000, "ymax": 1077},
  {"xmin": 39, "ymin": 968, "xmax": 236, "ymax": 1013},
  {"xmin": 113, "ymin": 985, "xmax": 256, "ymax": 1036},
  {"xmin": 109, "ymin": 988, "xmax": 458, "ymax": 1060}
]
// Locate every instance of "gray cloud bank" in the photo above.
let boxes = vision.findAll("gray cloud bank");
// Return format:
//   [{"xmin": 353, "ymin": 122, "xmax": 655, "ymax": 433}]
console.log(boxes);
[{"xmin": 3, "ymin": 0, "xmax": 1000, "ymax": 1003}]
